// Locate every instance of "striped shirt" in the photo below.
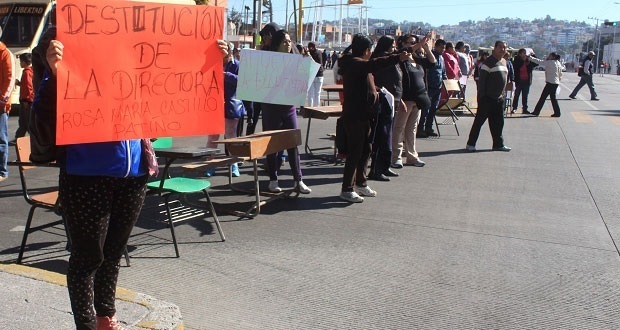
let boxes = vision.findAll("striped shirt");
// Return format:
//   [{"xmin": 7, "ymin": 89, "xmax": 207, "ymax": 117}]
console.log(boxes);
[{"xmin": 477, "ymin": 56, "xmax": 508, "ymax": 101}]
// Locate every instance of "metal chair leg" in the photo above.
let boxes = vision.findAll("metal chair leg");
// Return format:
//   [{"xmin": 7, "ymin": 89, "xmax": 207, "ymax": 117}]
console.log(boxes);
[
  {"xmin": 17, "ymin": 206, "xmax": 37, "ymax": 264},
  {"xmin": 123, "ymin": 248, "xmax": 131, "ymax": 267},
  {"xmin": 163, "ymin": 195, "xmax": 181, "ymax": 258},
  {"xmin": 203, "ymin": 190, "xmax": 226, "ymax": 242}
]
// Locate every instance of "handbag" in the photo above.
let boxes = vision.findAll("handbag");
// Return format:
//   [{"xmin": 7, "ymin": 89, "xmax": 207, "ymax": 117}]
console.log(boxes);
[{"xmin": 141, "ymin": 139, "xmax": 159, "ymax": 177}]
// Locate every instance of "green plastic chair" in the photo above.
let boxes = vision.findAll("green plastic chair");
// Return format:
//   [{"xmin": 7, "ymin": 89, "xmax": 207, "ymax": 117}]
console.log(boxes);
[{"xmin": 146, "ymin": 138, "xmax": 225, "ymax": 257}]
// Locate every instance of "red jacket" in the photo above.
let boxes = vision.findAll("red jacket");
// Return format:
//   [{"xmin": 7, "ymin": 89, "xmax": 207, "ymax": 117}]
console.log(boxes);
[
  {"xmin": 442, "ymin": 52, "xmax": 461, "ymax": 80},
  {"xmin": 0, "ymin": 42, "xmax": 15, "ymax": 113},
  {"xmin": 19, "ymin": 66, "xmax": 34, "ymax": 103}
]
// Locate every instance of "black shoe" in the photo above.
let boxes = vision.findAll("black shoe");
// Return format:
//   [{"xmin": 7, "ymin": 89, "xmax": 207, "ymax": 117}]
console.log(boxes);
[
  {"xmin": 425, "ymin": 130, "xmax": 438, "ymax": 137},
  {"xmin": 384, "ymin": 169, "xmax": 399, "ymax": 177},
  {"xmin": 568, "ymin": 95, "xmax": 576, "ymax": 99},
  {"xmin": 416, "ymin": 131, "xmax": 427, "ymax": 138},
  {"xmin": 369, "ymin": 173, "xmax": 390, "ymax": 181},
  {"xmin": 550, "ymin": 114, "xmax": 561, "ymax": 117},
  {"xmin": 591, "ymin": 98, "xmax": 599, "ymax": 101},
  {"xmin": 522, "ymin": 109, "xmax": 531, "ymax": 114},
  {"xmin": 530, "ymin": 112, "xmax": 539, "ymax": 117}
]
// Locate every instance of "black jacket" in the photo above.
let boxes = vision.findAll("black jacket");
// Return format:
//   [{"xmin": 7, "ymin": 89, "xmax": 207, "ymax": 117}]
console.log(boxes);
[{"xmin": 512, "ymin": 56, "xmax": 538, "ymax": 85}]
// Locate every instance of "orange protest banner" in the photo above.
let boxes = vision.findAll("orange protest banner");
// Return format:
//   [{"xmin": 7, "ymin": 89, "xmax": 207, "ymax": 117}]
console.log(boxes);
[{"xmin": 55, "ymin": 0, "xmax": 225, "ymax": 145}]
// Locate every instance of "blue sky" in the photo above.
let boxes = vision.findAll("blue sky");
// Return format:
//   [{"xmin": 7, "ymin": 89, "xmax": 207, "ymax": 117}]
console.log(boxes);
[{"xmin": 226, "ymin": 0, "xmax": 619, "ymax": 27}]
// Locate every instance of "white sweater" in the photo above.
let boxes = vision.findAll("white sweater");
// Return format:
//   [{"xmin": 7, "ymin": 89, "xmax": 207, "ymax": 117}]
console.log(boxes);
[{"xmin": 530, "ymin": 57, "xmax": 563, "ymax": 84}]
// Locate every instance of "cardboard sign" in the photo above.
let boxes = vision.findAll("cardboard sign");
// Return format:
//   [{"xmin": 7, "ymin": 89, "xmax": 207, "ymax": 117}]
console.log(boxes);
[
  {"xmin": 55, "ymin": 0, "xmax": 225, "ymax": 145},
  {"xmin": 236, "ymin": 49, "xmax": 320, "ymax": 107}
]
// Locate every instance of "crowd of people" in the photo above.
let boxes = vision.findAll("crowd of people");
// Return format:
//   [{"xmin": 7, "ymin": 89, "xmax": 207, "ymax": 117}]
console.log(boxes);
[{"xmin": 0, "ymin": 12, "xmax": 607, "ymax": 327}]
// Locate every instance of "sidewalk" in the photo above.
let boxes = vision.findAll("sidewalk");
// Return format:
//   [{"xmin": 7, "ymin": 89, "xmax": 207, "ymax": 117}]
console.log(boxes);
[{"xmin": 0, "ymin": 264, "xmax": 183, "ymax": 329}]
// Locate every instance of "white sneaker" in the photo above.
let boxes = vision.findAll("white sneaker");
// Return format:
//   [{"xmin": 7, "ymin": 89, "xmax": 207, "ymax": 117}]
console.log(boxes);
[
  {"xmin": 340, "ymin": 191, "xmax": 364, "ymax": 203},
  {"xmin": 355, "ymin": 185, "xmax": 377, "ymax": 197},
  {"xmin": 268, "ymin": 180, "xmax": 282, "ymax": 193},
  {"xmin": 391, "ymin": 159, "xmax": 403, "ymax": 169},
  {"xmin": 466, "ymin": 145, "xmax": 476, "ymax": 152},
  {"xmin": 295, "ymin": 180, "xmax": 312, "ymax": 194},
  {"xmin": 406, "ymin": 159, "xmax": 426, "ymax": 167}
]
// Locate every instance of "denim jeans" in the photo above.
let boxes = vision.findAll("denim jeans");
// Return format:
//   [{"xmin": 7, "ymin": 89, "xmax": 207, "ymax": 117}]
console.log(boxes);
[
  {"xmin": 512, "ymin": 80, "xmax": 531, "ymax": 111},
  {"xmin": 0, "ymin": 112, "xmax": 9, "ymax": 177},
  {"xmin": 419, "ymin": 88, "xmax": 441, "ymax": 132}
]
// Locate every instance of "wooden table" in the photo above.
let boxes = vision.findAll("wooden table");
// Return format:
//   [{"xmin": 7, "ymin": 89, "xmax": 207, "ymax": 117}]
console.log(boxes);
[
  {"xmin": 322, "ymin": 84, "xmax": 343, "ymax": 105},
  {"xmin": 217, "ymin": 129, "xmax": 302, "ymax": 218},
  {"xmin": 299, "ymin": 105, "xmax": 342, "ymax": 159},
  {"xmin": 154, "ymin": 147, "xmax": 220, "ymax": 180}
]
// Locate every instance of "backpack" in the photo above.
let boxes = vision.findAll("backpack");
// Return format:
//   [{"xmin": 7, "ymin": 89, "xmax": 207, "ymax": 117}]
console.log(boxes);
[
  {"xmin": 577, "ymin": 65, "xmax": 584, "ymax": 77},
  {"xmin": 577, "ymin": 58, "xmax": 587, "ymax": 77}
]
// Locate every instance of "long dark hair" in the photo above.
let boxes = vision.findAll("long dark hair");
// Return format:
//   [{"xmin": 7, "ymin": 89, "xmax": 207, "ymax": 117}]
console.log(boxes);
[
  {"xmin": 269, "ymin": 29, "xmax": 289, "ymax": 52},
  {"xmin": 342, "ymin": 33, "xmax": 373, "ymax": 57},
  {"xmin": 371, "ymin": 35, "xmax": 395, "ymax": 59}
]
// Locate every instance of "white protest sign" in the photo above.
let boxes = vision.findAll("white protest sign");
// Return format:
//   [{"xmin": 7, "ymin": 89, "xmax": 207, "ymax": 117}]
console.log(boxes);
[{"xmin": 237, "ymin": 49, "xmax": 321, "ymax": 107}]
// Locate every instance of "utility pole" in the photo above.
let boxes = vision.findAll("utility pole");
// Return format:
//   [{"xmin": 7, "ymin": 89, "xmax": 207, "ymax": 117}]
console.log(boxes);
[
  {"xmin": 298, "ymin": 0, "xmax": 303, "ymax": 44},
  {"xmin": 588, "ymin": 17, "xmax": 600, "ymax": 72},
  {"xmin": 339, "ymin": 0, "xmax": 343, "ymax": 46}
]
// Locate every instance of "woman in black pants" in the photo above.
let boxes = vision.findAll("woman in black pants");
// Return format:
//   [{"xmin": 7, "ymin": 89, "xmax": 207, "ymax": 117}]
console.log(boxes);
[
  {"xmin": 337, "ymin": 34, "xmax": 410, "ymax": 203},
  {"xmin": 369, "ymin": 36, "xmax": 403, "ymax": 181},
  {"xmin": 41, "ymin": 34, "xmax": 228, "ymax": 329}
]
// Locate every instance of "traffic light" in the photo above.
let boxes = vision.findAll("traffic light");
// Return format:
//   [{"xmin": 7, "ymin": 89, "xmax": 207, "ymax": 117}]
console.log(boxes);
[
  {"xmin": 604, "ymin": 21, "xmax": 617, "ymax": 26},
  {"xmin": 347, "ymin": 0, "xmax": 363, "ymax": 4}
]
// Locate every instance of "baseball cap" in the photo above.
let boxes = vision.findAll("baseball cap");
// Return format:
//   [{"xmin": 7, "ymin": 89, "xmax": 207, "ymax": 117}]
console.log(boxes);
[
  {"xmin": 588, "ymin": 51, "xmax": 596, "ymax": 56},
  {"xmin": 259, "ymin": 22, "xmax": 280, "ymax": 37}
]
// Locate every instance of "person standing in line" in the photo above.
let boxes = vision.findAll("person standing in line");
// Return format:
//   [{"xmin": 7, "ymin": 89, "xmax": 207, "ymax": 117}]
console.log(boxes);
[
  {"xmin": 12, "ymin": 53, "xmax": 34, "ymax": 145},
  {"xmin": 306, "ymin": 42, "xmax": 324, "ymax": 107},
  {"xmin": 261, "ymin": 30, "xmax": 311, "ymax": 194},
  {"xmin": 455, "ymin": 41, "xmax": 471, "ymax": 96},
  {"xmin": 0, "ymin": 26, "xmax": 15, "ymax": 182},
  {"xmin": 466, "ymin": 40, "xmax": 511, "ymax": 152},
  {"xmin": 511, "ymin": 48, "xmax": 538, "ymax": 114},
  {"xmin": 418, "ymin": 39, "xmax": 447, "ymax": 138},
  {"xmin": 337, "ymin": 34, "xmax": 410, "ymax": 203},
  {"xmin": 368, "ymin": 35, "xmax": 403, "ymax": 182},
  {"xmin": 442, "ymin": 42, "xmax": 461, "ymax": 80},
  {"xmin": 473, "ymin": 51, "xmax": 489, "ymax": 89},
  {"xmin": 392, "ymin": 33, "xmax": 434, "ymax": 169},
  {"xmin": 529, "ymin": 52, "xmax": 564, "ymax": 117},
  {"xmin": 569, "ymin": 51, "xmax": 599, "ymax": 101}
]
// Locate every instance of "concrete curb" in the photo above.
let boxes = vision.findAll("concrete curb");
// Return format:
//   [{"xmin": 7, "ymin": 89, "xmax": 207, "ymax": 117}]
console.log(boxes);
[{"xmin": 0, "ymin": 264, "xmax": 184, "ymax": 330}]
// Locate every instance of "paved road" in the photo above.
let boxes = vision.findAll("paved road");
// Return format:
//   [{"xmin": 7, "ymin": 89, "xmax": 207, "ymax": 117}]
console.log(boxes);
[{"xmin": 1, "ymin": 70, "xmax": 619, "ymax": 329}]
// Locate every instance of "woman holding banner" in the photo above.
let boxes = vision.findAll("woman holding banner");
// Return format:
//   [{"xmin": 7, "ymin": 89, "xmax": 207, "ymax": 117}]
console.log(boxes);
[
  {"xmin": 261, "ymin": 29, "xmax": 311, "ymax": 194},
  {"xmin": 42, "ymin": 31, "xmax": 229, "ymax": 329}
]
